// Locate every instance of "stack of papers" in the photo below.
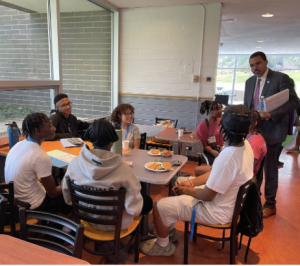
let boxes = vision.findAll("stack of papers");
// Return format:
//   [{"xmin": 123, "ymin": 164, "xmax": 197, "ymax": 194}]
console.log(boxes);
[
  {"xmin": 264, "ymin": 89, "xmax": 289, "ymax": 112},
  {"xmin": 47, "ymin": 150, "xmax": 76, "ymax": 168}
]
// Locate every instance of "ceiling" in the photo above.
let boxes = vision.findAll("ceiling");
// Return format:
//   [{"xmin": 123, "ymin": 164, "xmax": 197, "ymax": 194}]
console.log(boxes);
[{"xmin": 106, "ymin": 0, "xmax": 300, "ymax": 54}]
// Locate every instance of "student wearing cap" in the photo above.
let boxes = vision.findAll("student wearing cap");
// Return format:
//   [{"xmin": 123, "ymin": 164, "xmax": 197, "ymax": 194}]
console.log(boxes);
[
  {"xmin": 62, "ymin": 119, "xmax": 152, "ymax": 231},
  {"xmin": 140, "ymin": 107, "xmax": 253, "ymax": 257},
  {"xmin": 50, "ymin": 93, "xmax": 89, "ymax": 140}
]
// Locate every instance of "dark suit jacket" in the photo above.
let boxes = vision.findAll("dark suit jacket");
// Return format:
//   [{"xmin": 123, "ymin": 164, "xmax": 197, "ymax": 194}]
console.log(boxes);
[{"xmin": 244, "ymin": 69, "xmax": 299, "ymax": 145}]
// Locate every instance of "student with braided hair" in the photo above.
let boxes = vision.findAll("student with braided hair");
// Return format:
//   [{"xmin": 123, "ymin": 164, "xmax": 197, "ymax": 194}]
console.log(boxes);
[{"xmin": 5, "ymin": 113, "xmax": 72, "ymax": 215}]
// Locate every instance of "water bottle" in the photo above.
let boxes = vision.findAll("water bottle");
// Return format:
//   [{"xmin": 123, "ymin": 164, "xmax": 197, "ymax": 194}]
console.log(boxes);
[
  {"xmin": 111, "ymin": 122, "xmax": 122, "ymax": 155},
  {"xmin": 6, "ymin": 121, "xmax": 21, "ymax": 149},
  {"xmin": 258, "ymin": 96, "xmax": 265, "ymax": 111}
]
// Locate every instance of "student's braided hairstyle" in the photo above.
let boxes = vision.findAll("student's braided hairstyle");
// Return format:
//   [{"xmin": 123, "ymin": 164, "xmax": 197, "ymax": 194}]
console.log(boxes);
[
  {"xmin": 22, "ymin": 113, "xmax": 50, "ymax": 138},
  {"xmin": 249, "ymin": 110, "xmax": 262, "ymax": 134},
  {"xmin": 200, "ymin": 100, "xmax": 221, "ymax": 115}
]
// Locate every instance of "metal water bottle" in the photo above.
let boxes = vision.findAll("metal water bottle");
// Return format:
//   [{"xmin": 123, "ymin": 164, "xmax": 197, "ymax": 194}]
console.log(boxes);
[{"xmin": 6, "ymin": 121, "xmax": 21, "ymax": 149}]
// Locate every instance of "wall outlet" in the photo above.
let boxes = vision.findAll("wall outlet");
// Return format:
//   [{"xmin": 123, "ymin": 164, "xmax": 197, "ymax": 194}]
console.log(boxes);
[{"xmin": 185, "ymin": 146, "xmax": 192, "ymax": 150}]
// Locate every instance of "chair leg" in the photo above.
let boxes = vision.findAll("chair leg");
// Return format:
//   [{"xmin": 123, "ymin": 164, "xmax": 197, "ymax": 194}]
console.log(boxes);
[
  {"xmin": 134, "ymin": 225, "xmax": 140, "ymax": 263},
  {"xmin": 218, "ymin": 229, "xmax": 225, "ymax": 250},
  {"xmin": 235, "ymin": 234, "xmax": 238, "ymax": 256},
  {"xmin": 229, "ymin": 232, "xmax": 236, "ymax": 264},
  {"xmin": 244, "ymin": 236, "xmax": 252, "ymax": 263},
  {"xmin": 193, "ymin": 223, "xmax": 197, "ymax": 242},
  {"xmin": 184, "ymin": 222, "xmax": 189, "ymax": 264},
  {"xmin": 238, "ymin": 234, "xmax": 243, "ymax": 250}
]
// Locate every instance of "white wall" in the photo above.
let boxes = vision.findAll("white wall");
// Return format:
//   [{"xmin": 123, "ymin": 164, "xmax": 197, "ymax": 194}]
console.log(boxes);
[{"xmin": 119, "ymin": 3, "xmax": 222, "ymax": 99}]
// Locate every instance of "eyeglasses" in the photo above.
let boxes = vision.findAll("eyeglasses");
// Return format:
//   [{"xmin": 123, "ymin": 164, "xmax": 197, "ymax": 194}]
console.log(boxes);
[
  {"xmin": 60, "ymin": 102, "xmax": 72, "ymax": 108},
  {"xmin": 122, "ymin": 112, "xmax": 134, "ymax": 116}
]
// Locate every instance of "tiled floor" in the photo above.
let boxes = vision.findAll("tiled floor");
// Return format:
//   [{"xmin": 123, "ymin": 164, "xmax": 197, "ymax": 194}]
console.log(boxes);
[{"xmin": 82, "ymin": 141, "xmax": 300, "ymax": 264}]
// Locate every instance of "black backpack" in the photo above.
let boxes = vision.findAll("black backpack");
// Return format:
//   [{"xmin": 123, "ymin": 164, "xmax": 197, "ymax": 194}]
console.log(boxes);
[{"xmin": 237, "ymin": 178, "xmax": 264, "ymax": 262}]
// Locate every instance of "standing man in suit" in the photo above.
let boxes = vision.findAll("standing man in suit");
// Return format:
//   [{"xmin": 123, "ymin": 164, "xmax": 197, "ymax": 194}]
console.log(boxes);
[{"xmin": 244, "ymin": 51, "xmax": 299, "ymax": 218}]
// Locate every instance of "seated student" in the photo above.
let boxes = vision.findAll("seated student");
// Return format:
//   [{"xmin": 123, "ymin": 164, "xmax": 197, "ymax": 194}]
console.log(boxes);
[
  {"xmin": 140, "ymin": 107, "xmax": 253, "ymax": 256},
  {"xmin": 247, "ymin": 110, "xmax": 267, "ymax": 177},
  {"xmin": 5, "ymin": 113, "xmax": 72, "ymax": 215},
  {"xmin": 50, "ymin": 93, "xmax": 89, "ymax": 140},
  {"xmin": 111, "ymin": 103, "xmax": 141, "ymax": 150},
  {"xmin": 195, "ymin": 100, "xmax": 223, "ymax": 176},
  {"xmin": 62, "ymin": 119, "xmax": 152, "ymax": 231}
]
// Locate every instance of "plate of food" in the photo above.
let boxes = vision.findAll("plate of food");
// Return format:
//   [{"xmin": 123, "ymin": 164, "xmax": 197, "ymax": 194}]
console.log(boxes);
[
  {"xmin": 145, "ymin": 162, "xmax": 172, "ymax": 172},
  {"xmin": 148, "ymin": 149, "xmax": 161, "ymax": 156},
  {"xmin": 161, "ymin": 150, "xmax": 173, "ymax": 157}
]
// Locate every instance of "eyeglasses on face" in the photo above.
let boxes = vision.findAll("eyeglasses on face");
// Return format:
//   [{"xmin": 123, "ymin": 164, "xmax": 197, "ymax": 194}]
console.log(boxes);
[
  {"xmin": 122, "ymin": 112, "xmax": 134, "ymax": 116},
  {"xmin": 60, "ymin": 102, "xmax": 72, "ymax": 108}
]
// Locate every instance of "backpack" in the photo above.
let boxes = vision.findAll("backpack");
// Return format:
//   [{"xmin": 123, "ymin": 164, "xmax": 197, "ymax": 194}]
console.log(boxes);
[{"xmin": 237, "ymin": 178, "xmax": 263, "ymax": 262}]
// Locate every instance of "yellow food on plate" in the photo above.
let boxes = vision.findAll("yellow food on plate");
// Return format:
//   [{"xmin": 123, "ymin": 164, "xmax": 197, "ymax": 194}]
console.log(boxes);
[
  {"xmin": 149, "ymin": 149, "xmax": 160, "ymax": 155},
  {"xmin": 147, "ymin": 162, "xmax": 160, "ymax": 170},
  {"xmin": 161, "ymin": 150, "xmax": 173, "ymax": 156},
  {"xmin": 162, "ymin": 162, "xmax": 172, "ymax": 170}
]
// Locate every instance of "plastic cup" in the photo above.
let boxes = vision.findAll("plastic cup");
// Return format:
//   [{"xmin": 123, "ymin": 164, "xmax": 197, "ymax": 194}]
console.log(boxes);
[
  {"xmin": 178, "ymin": 129, "xmax": 184, "ymax": 137},
  {"xmin": 122, "ymin": 140, "xmax": 129, "ymax": 150}
]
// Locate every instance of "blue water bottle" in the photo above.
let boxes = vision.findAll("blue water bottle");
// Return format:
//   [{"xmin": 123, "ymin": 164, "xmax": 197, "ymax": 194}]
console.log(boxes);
[{"xmin": 6, "ymin": 121, "xmax": 21, "ymax": 149}]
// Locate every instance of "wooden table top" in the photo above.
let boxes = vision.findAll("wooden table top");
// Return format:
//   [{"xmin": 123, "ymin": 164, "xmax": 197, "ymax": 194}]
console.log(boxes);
[
  {"xmin": 155, "ymin": 128, "xmax": 200, "ymax": 144},
  {"xmin": 0, "ymin": 140, "xmax": 93, "ymax": 157},
  {"xmin": 0, "ymin": 235, "xmax": 90, "ymax": 265}
]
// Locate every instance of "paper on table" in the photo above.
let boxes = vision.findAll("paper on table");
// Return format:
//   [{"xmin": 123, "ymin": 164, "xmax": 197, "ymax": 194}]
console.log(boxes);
[
  {"xmin": 60, "ymin": 138, "xmax": 84, "ymax": 148},
  {"xmin": 263, "ymin": 89, "xmax": 289, "ymax": 113},
  {"xmin": 47, "ymin": 150, "xmax": 76, "ymax": 167}
]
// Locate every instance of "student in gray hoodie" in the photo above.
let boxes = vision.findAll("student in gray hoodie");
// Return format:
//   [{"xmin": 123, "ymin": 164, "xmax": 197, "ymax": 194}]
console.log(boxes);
[{"xmin": 62, "ymin": 119, "xmax": 152, "ymax": 231}]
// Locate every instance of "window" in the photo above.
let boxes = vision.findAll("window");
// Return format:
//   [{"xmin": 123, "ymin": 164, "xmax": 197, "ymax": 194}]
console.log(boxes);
[{"xmin": 215, "ymin": 54, "xmax": 300, "ymax": 104}]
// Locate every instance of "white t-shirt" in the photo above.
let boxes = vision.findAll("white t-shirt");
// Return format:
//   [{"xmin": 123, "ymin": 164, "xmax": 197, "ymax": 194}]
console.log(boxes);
[
  {"xmin": 122, "ymin": 124, "xmax": 141, "ymax": 149},
  {"xmin": 204, "ymin": 140, "xmax": 254, "ymax": 224},
  {"xmin": 5, "ymin": 139, "xmax": 52, "ymax": 209}
]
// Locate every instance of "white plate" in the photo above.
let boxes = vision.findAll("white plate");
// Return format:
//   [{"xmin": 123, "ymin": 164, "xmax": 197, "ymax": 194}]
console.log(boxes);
[
  {"xmin": 148, "ymin": 151, "xmax": 161, "ymax": 156},
  {"xmin": 123, "ymin": 161, "xmax": 132, "ymax": 166},
  {"xmin": 145, "ymin": 162, "xmax": 168, "ymax": 172}
]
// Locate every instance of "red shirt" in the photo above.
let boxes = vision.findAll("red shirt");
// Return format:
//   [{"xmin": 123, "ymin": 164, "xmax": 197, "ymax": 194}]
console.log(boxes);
[
  {"xmin": 197, "ymin": 118, "xmax": 223, "ymax": 147},
  {"xmin": 247, "ymin": 134, "xmax": 267, "ymax": 177}
]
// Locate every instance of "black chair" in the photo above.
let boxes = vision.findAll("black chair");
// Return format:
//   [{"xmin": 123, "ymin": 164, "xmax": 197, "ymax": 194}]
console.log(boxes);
[
  {"xmin": 19, "ymin": 208, "xmax": 84, "ymax": 258},
  {"xmin": 183, "ymin": 179, "xmax": 252, "ymax": 264},
  {"xmin": 146, "ymin": 118, "xmax": 178, "ymax": 151},
  {"xmin": 0, "ymin": 182, "xmax": 15, "ymax": 236},
  {"xmin": 0, "ymin": 182, "xmax": 37, "ymax": 237},
  {"xmin": 68, "ymin": 180, "xmax": 142, "ymax": 264},
  {"xmin": 0, "ymin": 194, "xmax": 7, "ymax": 234},
  {"xmin": 139, "ymin": 132, "xmax": 147, "ymax": 149},
  {"xmin": 256, "ymin": 156, "xmax": 267, "ymax": 192}
]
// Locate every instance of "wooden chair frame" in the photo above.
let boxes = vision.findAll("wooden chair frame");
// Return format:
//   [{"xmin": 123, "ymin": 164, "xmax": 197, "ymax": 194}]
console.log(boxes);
[
  {"xmin": 139, "ymin": 132, "xmax": 147, "ymax": 150},
  {"xmin": 0, "ymin": 194, "xmax": 7, "ymax": 234}
]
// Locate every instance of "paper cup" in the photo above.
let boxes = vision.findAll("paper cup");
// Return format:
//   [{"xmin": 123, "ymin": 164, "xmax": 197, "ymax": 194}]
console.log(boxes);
[
  {"xmin": 178, "ymin": 129, "xmax": 184, "ymax": 137},
  {"xmin": 122, "ymin": 140, "xmax": 129, "ymax": 150}
]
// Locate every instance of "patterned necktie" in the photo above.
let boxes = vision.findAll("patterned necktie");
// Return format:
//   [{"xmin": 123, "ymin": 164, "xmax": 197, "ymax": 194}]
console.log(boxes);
[{"xmin": 253, "ymin": 79, "xmax": 261, "ymax": 110}]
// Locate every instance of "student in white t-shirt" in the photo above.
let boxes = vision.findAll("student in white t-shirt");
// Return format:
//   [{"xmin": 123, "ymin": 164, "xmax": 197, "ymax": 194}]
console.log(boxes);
[
  {"xmin": 5, "ymin": 113, "xmax": 72, "ymax": 215},
  {"xmin": 140, "ymin": 107, "xmax": 254, "ymax": 257}
]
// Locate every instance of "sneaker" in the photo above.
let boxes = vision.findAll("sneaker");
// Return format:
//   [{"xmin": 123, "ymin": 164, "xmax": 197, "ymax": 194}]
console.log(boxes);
[
  {"xmin": 140, "ymin": 239, "xmax": 175, "ymax": 257},
  {"xmin": 148, "ymin": 223, "xmax": 178, "ymax": 242}
]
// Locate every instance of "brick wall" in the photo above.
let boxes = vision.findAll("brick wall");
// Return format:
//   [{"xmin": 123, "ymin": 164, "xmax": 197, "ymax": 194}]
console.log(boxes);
[{"xmin": 0, "ymin": 5, "xmax": 111, "ymax": 119}]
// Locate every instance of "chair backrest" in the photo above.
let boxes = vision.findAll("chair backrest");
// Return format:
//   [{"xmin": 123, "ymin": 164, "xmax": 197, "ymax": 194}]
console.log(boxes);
[
  {"xmin": 230, "ymin": 179, "xmax": 253, "ymax": 233},
  {"xmin": 19, "ymin": 208, "xmax": 84, "ymax": 258},
  {"xmin": 0, "ymin": 194, "xmax": 7, "ymax": 234},
  {"xmin": 68, "ymin": 179, "xmax": 126, "ymax": 248},
  {"xmin": 155, "ymin": 117, "xmax": 178, "ymax": 128},
  {"xmin": 0, "ymin": 182, "xmax": 16, "ymax": 236},
  {"xmin": 256, "ymin": 156, "xmax": 267, "ymax": 191},
  {"xmin": 139, "ymin": 132, "xmax": 147, "ymax": 149}
]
